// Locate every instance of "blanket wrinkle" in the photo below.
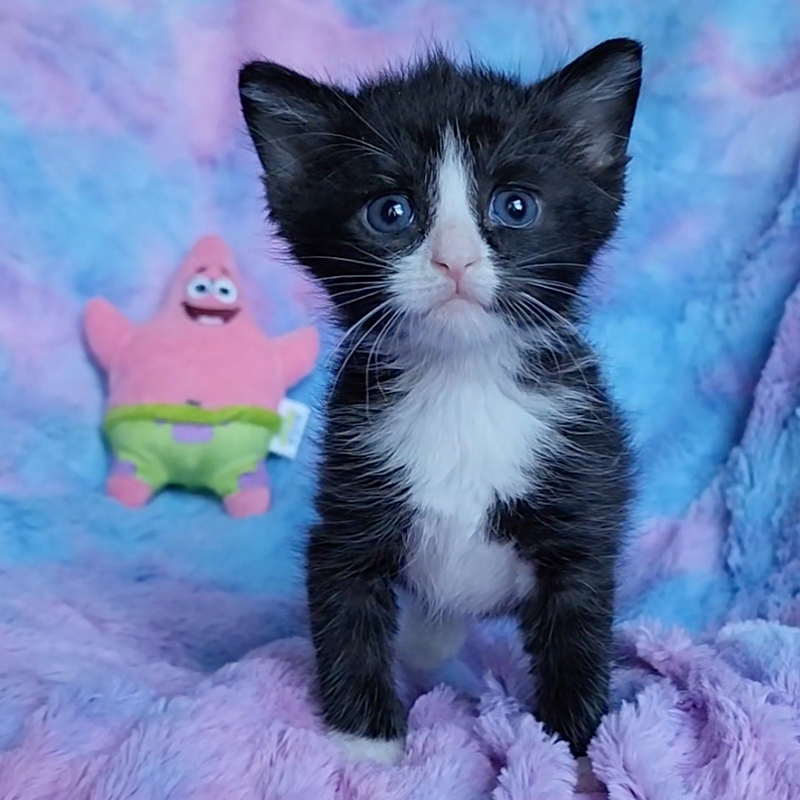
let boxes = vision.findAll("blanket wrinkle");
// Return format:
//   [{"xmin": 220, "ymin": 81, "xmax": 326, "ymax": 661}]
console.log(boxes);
[{"xmin": 2, "ymin": 1, "xmax": 800, "ymax": 797}]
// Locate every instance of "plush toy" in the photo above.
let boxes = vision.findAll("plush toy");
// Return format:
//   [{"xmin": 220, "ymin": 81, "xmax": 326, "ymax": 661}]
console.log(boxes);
[{"xmin": 83, "ymin": 235, "xmax": 319, "ymax": 518}]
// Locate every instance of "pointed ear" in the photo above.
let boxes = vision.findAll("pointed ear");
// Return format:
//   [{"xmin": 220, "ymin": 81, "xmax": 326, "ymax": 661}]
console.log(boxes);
[
  {"xmin": 238, "ymin": 62, "xmax": 345, "ymax": 199},
  {"xmin": 542, "ymin": 38, "xmax": 642, "ymax": 171}
]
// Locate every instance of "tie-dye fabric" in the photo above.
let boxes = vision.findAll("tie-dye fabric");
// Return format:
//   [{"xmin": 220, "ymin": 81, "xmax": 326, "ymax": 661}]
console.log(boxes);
[{"xmin": 1, "ymin": 1, "xmax": 800, "ymax": 797}]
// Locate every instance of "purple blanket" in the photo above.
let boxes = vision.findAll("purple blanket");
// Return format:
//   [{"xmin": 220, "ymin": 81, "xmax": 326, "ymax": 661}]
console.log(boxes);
[
  {"xmin": 2, "ymin": 564, "xmax": 800, "ymax": 798},
  {"xmin": 2, "ymin": 0, "xmax": 800, "ymax": 797}
]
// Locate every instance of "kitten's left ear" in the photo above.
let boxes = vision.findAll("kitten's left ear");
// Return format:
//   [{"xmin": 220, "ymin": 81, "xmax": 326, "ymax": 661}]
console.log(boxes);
[
  {"xmin": 543, "ymin": 38, "xmax": 642, "ymax": 171},
  {"xmin": 239, "ymin": 61, "xmax": 345, "ymax": 203}
]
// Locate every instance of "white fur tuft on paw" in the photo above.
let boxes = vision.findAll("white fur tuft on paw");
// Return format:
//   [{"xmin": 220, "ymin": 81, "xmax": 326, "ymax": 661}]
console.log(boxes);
[{"xmin": 329, "ymin": 731, "xmax": 405, "ymax": 765}]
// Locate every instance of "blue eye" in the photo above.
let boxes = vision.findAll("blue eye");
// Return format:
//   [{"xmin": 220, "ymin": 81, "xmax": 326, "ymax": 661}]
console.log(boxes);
[
  {"xmin": 365, "ymin": 194, "xmax": 414, "ymax": 234},
  {"xmin": 489, "ymin": 188, "xmax": 540, "ymax": 229}
]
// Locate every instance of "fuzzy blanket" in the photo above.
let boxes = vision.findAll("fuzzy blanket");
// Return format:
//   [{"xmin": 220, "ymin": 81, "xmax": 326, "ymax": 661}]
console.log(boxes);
[{"xmin": 1, "ymin": 1, "xmax": 800, "ymax": 797}]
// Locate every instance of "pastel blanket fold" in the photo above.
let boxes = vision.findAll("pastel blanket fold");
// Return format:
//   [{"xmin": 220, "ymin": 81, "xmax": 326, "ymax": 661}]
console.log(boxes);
[{"xmin": 1, "ymin": 0, "xmax": 800, "ymax": 797}]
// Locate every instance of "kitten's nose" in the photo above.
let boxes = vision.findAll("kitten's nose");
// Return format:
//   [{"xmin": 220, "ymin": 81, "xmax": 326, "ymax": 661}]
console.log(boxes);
[
  {"xmin": 431, "ymin": 219, "xmax": 481, "ymax": 289},
  {"xmin": 430, "ymin": 229, "xmax": 481, "ymax": 286},
  {"xmin": 432, "ymin": 257, "xmax": 478, "ymax": 284}
]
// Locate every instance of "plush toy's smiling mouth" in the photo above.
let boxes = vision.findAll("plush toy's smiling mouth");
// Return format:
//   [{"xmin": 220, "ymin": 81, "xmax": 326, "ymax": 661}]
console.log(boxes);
[{"xmin": 183, "ymin": 303, "xmax": 240, "ymax": 325}]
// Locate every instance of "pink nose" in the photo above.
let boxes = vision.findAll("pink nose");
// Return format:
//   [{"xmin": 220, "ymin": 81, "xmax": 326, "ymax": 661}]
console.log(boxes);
[
  {"xmin": 432, "ymin": 257, "xmax": 478, "ymax": 285},
  {"xmin": 430, "ymin": 220, "xmax": 482, "ymax": 286}
]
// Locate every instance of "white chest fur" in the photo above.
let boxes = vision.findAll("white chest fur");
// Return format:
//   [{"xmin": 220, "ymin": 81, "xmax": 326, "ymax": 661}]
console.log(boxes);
[{"xmin": 371, "ymin": 351, "xmax": 561, "ymax": 617}]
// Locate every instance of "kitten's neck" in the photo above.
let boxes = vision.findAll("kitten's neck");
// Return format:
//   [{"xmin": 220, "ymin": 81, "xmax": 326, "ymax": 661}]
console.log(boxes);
[
  {"xmin": 360, "ymin": 323, "xmax": 529, "ymax": 383},
  {"xmin": 338, "ymin": 310, "xmax": 581, "ymax": 396}
]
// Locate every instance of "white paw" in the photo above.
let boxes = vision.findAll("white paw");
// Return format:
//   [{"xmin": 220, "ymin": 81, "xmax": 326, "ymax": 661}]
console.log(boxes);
[{"xmin": 329, "ymin": 731, "xmax": 405, "ymax": 765}]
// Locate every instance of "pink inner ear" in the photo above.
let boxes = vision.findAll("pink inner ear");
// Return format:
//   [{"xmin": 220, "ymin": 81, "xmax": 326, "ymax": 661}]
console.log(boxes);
[
  {"xmin": 580, "ymin": 127, "xmax": 618, "ymax": 169},
  {"xmin": 545, "ymin": 43, "xmax": 641, "ymax": 171}
]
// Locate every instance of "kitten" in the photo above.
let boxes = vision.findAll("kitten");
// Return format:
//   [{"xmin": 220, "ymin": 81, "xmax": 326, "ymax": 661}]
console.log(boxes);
[{"xmin": 239, "ymin": 38, "xmax": 641, "ymax": 765}]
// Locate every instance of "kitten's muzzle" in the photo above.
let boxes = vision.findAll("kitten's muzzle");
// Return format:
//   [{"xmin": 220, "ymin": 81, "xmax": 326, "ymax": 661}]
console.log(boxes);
[{"xmin": 432, "ymin": 258, "xmax": 478, "ymax": 297}]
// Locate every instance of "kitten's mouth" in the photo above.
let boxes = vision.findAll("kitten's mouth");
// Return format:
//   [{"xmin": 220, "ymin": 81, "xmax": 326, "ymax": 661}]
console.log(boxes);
[
  {"xmin": 449, "ymin": 291, "xmax": 477, "ymax": 303},
  {"xmin": 437, "ymin": 286, "xmax": 486, "ymax": 309},
  {"xmin": 183, "ymin": 303, "xmax": 240, "ymax": 325}
]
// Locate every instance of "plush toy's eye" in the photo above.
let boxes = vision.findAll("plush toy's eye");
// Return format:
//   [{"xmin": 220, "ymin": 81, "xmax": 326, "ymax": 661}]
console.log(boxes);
[
  {"xmin": 213, "ymin": 278, "xmax": 239, "ymax": 305},
  {"xmin": 187, "ymin": 276, "xmax": 213, "ymax": 300},
  {"xmin": 488, "ymin": 188, "xmax": 540, "ymax": 229}
]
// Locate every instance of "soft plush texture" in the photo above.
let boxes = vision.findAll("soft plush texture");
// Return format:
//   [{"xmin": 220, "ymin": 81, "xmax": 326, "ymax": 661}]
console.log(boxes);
[
  {"xmin": 1, "ymin": 0, "xmax": 800, "ymax": 797},
  {"xmin": 83, "ymin": 234, "xmax": 319, "ymax": 516}
]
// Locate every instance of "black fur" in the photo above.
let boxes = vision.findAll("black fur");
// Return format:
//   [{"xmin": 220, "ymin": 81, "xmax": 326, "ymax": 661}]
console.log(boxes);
[{"xmin": 239, "ymin": 39, "xmax": 641, "ymax": 757}]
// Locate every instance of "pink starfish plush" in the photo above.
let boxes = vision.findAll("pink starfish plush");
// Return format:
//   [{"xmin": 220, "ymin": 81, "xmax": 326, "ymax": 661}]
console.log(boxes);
[{"xmin": 84, "ymin": 235, "xmax": 319, "ymax": 517}]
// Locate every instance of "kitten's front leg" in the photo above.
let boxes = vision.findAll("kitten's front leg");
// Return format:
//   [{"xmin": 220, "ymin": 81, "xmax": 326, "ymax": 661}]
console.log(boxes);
[
  {"xmin": 307, "ymin": 524, "xmax": 406, "ymax": 765},
  {"xmin": 518, "ymin": 555, "xmax": 614, "ymax": 758}
]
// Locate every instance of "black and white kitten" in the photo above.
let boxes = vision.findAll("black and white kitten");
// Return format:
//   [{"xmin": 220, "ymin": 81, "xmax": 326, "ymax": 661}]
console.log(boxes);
[{"xmin": 239, "ymin": 38, "xmax": 640, "ymax": 764}]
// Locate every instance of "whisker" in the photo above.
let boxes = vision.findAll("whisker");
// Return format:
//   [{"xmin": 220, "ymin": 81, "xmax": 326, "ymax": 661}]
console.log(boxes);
[
  {"xmin": 498, "ymin": 295, "xmax": 564, "ymax": 374},
  {"xmin": 364, "ymin": 305, "xmax": 405, "ymax": 415},
  {"xmin": 502, "ymin": 277, "xmax": 577, "ymax": 296},
  {"xmin": 327, "ymin": 299, "xmax": 393, "ymax": 362},
  {"xmin": 511, "ymin": 261, "xmax": 591, "ymax": 272},
  {"xmin": 349, "ymin": 242, "xmax": 401, "ymax": 268},
  {"xmin": 327, "ymin": 288, "xmax": 387, "ymax": 308},
  {"xmin": 332, "ymin": 305, "xmax": 394, "ymax": 392},
  {"xmin": 327, "ymin": 87, "xmax": 405, "ymax": 170},
  {"xmin": 513, "ymin": 292, "xmax": 583, "ymax": 338},
  {"xmin": 315, "ymin": 276, "xmax": 383, "ymax": 287},
  {"xmin": 261, "ymin": 130, "xmax": 396, "ymax": 169},
  {"xmin": 503, "ymin": 293, "xmax": 594, "ymax": 392},
  {"xmin": 304, "ymin": 256, "xmax": 383, "ymax": 270},
  {"xmin": 325, "ymin": 295, "xmax": 398, "ymax": 389}
]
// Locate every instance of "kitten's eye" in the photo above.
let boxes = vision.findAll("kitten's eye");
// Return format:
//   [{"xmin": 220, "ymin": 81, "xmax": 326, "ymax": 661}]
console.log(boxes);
[
  {"xmin": 489, "ymin": 188, "xmax": 540, "ymax": 229},
  {"xmin": 365, "ymin": 194, "xmax": 414, "ymax": 234},
  {"xmin": 213, "ymin": 278, "xmax": 238, "ymax": 305},
  {"xmin": 186, "ymin": 275, "xmax": 213, "ymax": 300}
]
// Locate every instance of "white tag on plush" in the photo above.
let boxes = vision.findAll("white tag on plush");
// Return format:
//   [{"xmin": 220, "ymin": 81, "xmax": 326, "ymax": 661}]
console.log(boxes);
[{"xmin": 269, "ymin": 398, "xmax": 311, "ymax": 459}]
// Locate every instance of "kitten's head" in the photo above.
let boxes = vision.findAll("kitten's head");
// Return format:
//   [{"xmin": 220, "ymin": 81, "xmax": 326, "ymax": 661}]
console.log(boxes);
[{"xmin": 239, "ymin": 39, "xmax": 642, "ymax": 352}]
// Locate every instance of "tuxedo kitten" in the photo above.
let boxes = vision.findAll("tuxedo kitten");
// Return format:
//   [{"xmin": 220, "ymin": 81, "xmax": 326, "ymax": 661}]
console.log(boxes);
[{"xmin": 239, "ymin": 38, "xmax": 640, "ymax": 764}]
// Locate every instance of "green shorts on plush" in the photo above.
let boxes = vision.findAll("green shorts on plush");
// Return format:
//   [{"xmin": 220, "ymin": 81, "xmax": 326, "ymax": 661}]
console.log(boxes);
[{"xmin": 104, "ymin": 404, "xmax": 282, "ymax": 518}]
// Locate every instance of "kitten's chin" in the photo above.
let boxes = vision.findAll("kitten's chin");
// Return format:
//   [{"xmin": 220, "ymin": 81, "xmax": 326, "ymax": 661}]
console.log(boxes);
[{"xmin": 415, "ymin": 298, "xmax": 507, "ymax": 350}]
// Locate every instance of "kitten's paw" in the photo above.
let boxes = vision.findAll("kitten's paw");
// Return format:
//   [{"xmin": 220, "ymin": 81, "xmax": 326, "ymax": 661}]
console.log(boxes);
[{"xmin": 329, "ymin": 732, "xmax": 404, "ymax": 765}]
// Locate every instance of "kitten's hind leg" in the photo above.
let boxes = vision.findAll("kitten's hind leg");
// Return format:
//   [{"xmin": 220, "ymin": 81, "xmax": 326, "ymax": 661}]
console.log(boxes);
[{"xmin": 395, "ymin": 598, "xmax": 468, "ymax": 671}]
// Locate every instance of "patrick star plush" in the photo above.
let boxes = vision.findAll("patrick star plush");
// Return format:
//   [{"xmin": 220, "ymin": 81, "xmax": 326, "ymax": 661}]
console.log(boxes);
[{"xmin": 83, "ymin": 235, "xmax": 319, "ymax": 518}]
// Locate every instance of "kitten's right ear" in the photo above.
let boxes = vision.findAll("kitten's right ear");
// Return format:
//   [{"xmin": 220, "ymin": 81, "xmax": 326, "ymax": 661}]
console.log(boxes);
[
  {"xmin": 542, "ymin": 38, "xmax": 642, "ymax": 173},
  {"xmin": 239, "ymin": 62, "xmax": 341, "ymax": 197}
]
